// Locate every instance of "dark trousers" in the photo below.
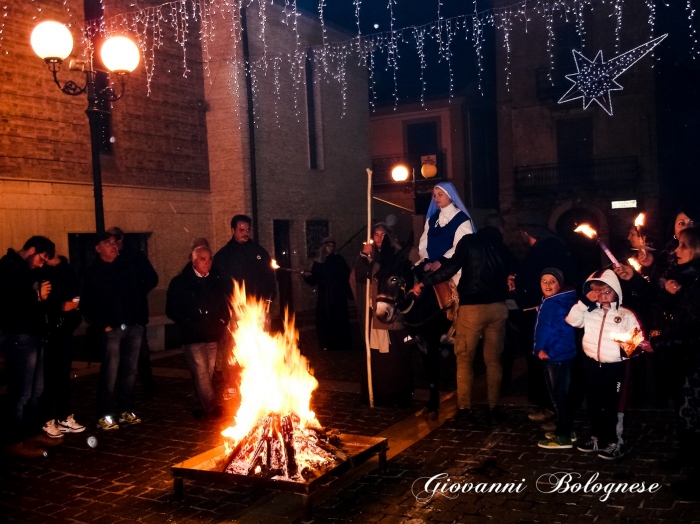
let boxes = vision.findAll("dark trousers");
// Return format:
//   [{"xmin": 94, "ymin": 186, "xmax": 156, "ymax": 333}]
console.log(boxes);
[
  {"xmin": 97, "ymin": 325, "xmax": 144, "ymax": 419},
  {"xmin": 138, "ymin": 332, "xmax": 156, "ymax": 387},
  {"xmin": 543, "ymin": 358, "xmax": 574, "ymax": 436},
  {"xmin": 183, "ymin": 341, "xmax": 218, "ymax": 412},
  {"xmin": 518, "ymin": 310, "xmax": 553, "ymax": 410},
  {"xmin": 583, "ymin": 356, "xmax": 625, "ymax": 446},
  {"xmin": 1, "ymin": 334, "xmax": 44, "ymax": 443},
  {"xmin": 42, "ymin": 333, "xmax": 74, "ymax": 422}
]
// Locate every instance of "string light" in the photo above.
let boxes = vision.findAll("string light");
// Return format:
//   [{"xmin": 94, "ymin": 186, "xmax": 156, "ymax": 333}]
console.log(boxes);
[
  {"xmin": 558, "ymin": 34, "xmax": 668, "ymax": 116},
  {"xmin": 5, "ymin": 0, "xmax": 698, "ymax": 118}
]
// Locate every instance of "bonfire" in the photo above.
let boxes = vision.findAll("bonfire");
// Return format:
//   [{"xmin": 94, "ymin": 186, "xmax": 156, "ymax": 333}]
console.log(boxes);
[{"xmin": 220, "ymin": 283, "xmax": 345, "ymax": 481}]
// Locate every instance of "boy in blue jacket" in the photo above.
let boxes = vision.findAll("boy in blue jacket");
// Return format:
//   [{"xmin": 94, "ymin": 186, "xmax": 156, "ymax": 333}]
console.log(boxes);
[{"xmin": 535, "ymin": 268, "xmax": 579, "ymax": 449}]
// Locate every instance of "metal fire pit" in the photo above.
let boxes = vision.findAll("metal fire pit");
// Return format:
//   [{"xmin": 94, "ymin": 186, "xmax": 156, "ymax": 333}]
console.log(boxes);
[{"xmin": 172, "ymin": 433, "xmax": 388, "ymax": 517}]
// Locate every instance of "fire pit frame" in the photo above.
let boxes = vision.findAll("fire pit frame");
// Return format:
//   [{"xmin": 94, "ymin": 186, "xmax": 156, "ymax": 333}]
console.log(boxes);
[{"xmin": 172, "ymin": 434, "xmax": 388, "ymax": 517}]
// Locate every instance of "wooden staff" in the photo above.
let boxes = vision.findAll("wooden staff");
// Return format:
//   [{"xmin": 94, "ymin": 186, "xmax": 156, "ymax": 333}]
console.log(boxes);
[{"xmin": 365, "ymin": 168, "xmax": 374, "ymax": 408}]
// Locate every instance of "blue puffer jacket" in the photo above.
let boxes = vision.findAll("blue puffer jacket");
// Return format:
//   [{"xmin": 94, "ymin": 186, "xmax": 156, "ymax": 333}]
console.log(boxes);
[{"xmin": 534, "ymin": 288, "xmax": 578, "ymax": 361}]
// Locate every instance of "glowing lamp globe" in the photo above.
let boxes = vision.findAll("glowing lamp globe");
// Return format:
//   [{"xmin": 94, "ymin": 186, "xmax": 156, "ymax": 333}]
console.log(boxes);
[
  {"xmin": 421, "ymin": 164, "xmax": 437, "ymax": 179},
  {"xmin": 101, "ymin": 36, "xmax": 140, "ymax": 73},
  {"xmin": 31, "ymin": 21, "xmax": 73, "ymax": 61},
  {"xmin": 391, "ymin": 165, "xmax": 410, "ymax": 182}
]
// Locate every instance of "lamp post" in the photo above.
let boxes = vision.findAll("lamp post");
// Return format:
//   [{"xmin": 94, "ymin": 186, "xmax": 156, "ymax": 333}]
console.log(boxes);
[{"xmin": 31, "ymin": 21, "xmax": 140, "ymax": 234}]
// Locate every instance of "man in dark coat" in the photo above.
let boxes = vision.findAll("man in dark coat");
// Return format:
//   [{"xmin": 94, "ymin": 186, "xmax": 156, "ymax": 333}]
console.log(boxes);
[
  {"xmin": 167, "ymin": 245, "xmax": 230, "ymax": 418},
  {"xmin": 106, "ymin": 227, "xmax": 159, "ymax": 393},
  {"xmin": 82, "ymin": 232, "xmax": 149, "ymax": 430},
  {"xmin": 36, "ymin": 253, "xmax": 84, "ymax": 437},
  {"xmin": 0, "ymin": 235, "xmax": 55, "ymax": 458},
  {"xmin": 213, "ymin": 215, "xmax": 277, "ymax": 303},
  {"xmin": 512, "ymin": 222, "xmax": 573, "ymax": 421}
]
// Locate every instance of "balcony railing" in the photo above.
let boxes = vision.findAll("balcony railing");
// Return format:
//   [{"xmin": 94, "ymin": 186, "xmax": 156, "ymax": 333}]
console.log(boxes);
[
  {"xmin": 514, "ymin": 157, "xmax": 640, "ymax": 196},
  {"xmin": 371, "ymin": 150, "xmax": 447, "ymax": 186}
]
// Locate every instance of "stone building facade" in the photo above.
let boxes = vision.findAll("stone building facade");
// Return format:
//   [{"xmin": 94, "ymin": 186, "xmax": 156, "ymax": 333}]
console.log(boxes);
[
  {"xmin": 494, "ymin": 0, "xmax": 660, "ymax": 266},
  {"xmin": 0, "ymin": 0, "xmax": 369, "ymax": 316}
]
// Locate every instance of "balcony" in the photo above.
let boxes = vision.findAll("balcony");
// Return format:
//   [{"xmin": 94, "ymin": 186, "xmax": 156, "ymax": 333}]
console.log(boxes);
[
  {"xmin": 370, "ymin": 150, "xmax": 447, "ymax": 186},
  {"xmin": 514, "ymin": 157, "xmax": 640, "ymax": 196}
]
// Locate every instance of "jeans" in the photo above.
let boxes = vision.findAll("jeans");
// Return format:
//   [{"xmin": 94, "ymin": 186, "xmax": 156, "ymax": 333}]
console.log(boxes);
[
  {"xmin": 1, "ymin": 334, "xmax": 44, "ymax": 443},
  {"xmin": 183, "ymin": 342, "xmax": 218, "ymax": 412},
  {"xmin": 454, "ymin": 302, "xmax": 509, "ymax": 409},
  {"xmin": 96, "ymin": 325, "xmax": 144, "ymax": 419},
  {"xmin": 543, "ymin": 358, "xmax": 574, "ymax": 436},
  {"xmin": 42, "ymin": 332, "xmax": 75, "ymax": 422}
]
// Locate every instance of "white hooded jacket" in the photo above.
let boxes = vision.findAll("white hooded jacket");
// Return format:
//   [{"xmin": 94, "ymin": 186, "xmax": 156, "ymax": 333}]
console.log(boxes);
[{"xmin": 565, "ymin": 269, "xmax": 643, "ymax": 363}]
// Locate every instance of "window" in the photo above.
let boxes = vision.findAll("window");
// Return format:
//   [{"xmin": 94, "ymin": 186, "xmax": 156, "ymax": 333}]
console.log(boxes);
[
  {"xmin": 305, "ymin": 50, "xmax": 324, "ymax": 170},
  {"xmin": 305, "ymin": 220, "xmax": 329, "ymax": 258}
]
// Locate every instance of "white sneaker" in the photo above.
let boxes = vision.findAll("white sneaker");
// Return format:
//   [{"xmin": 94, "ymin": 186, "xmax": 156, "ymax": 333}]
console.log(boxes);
[
  {"xmin": 42, "ymin": 420, "xmax": 65, "ymax": 439},
  {"xmin": 58, "ymin": 414, "xmax": 86, "ymax": 433}
]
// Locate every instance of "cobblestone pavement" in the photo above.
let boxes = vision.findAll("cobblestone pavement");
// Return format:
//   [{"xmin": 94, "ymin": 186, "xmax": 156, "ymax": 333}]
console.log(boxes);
[{"xmin": 1, "ymin": 333, "xmax": 699, "ymax": 523}]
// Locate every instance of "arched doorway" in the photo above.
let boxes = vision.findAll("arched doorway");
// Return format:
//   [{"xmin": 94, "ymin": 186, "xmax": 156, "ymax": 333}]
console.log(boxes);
[{"xmin": 555, "ymin": 208, "xmax": 601, "ymax": 289}]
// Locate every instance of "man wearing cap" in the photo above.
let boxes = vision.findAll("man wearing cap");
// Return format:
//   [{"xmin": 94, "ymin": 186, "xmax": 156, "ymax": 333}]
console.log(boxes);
[
  {"xmin": 82, "ymin": 232, "xmax": 149, "ymax": 430},
  {"xmin": 106, "ymin": 227, "xmax": 159, "ymax": 393}
]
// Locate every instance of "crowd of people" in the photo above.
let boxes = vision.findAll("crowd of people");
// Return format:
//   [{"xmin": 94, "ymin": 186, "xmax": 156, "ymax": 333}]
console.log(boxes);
[
  {"xmin": 356, "ymin": 189, "xmax": 700, "ymax": 500},
  {"xmin": 0, "ymin": 214, "xmax": 275, "ymax": 460},
  {"xmin": 2, "ymin": 198, "xmax": 699, "ymax": 500}
]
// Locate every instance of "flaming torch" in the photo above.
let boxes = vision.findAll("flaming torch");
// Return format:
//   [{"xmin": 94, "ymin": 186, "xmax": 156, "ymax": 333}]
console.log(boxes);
[
  {"xmin": 574, "ymin": 224, "xmax": 621, "ymax": 268},
  {"xmin": 627, "ymin": 257, "xmax": 642, "ymax": 273},
  {"xmin": 271, "ymin": 259, "xmax": 308, "ymax": 275},
  {"xmin": 611, "ymin": 327, "xmax": 644, "ymax": 357}
]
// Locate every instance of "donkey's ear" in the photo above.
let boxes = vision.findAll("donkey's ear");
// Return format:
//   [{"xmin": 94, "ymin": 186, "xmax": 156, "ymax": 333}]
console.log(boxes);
[{"xmin": 396, "ymin": 231, "xmax": 414, "ymax": 262}]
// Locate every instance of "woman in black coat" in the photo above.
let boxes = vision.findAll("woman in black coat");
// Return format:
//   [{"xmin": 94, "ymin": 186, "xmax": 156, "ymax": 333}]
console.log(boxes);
[
  {"xmin": 651, "ymin": 226, "xmax": 700, "ymax": 499},
  {"xmin": 304, "ymin": 237, "xmax": 353, "ymax": 351}
]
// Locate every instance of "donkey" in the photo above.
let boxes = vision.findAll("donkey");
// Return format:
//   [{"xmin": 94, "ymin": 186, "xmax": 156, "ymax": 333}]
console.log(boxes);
[{"xmin": 374, "ymin": 239, "xmax": 453, "ymax": 419}]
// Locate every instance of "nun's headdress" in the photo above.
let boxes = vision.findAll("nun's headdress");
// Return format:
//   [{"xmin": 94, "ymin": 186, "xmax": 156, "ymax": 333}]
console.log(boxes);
[{"xmin": 426, "ymin": 182, "xmax": 474, "ymax": 227}]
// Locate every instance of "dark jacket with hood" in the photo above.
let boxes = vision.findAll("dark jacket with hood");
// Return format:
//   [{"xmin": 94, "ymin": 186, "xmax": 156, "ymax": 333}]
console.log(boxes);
[
  {"xmin": 423, "ymin": 227, "xmax": 509, "ymax": 305},
  {"xmin": 534, "ymin": 287, "xmax": 578, "ymax": 362},
  {"xmin": 0, "ymin": 249, "xmax": 46, "ymax": 337},
  {"xmin": 82, "ymin": 255, "xmax": 149, "ymax": 330},
  {"xmin": 213, "ymin": 239, "xmax": 277, "ymax": 302},
  {"xmin": 166, "ymin": 265, "xmax": 231, "ymax": 344}
]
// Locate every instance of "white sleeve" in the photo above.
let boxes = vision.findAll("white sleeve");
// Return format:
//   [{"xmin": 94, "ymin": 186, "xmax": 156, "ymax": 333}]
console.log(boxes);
[
  {"xmin": 565, "ymin": 301, "xmax": 588, "ymax": 328},
  {"xmin": 442, "ymin": 220, "xmax": 474, "ymax": 260},
  {"xmin": 418, "ymin": 219, "xmax": 430, "ymax": 262}
]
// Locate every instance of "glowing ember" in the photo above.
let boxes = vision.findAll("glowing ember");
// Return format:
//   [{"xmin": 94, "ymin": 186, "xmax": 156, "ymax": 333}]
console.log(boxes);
[
  {"xmin": 271, "ymin": 259, "xmax": 280, "ymax": 269},
  {"xmin": 611, "ymin": 327, "xmax": 644, "ymax": 357},
  {"xmin": 221, "ymin": 283, "xmax": 343, "ymax": 481},
  {"xmin": 574, "ymin": 224, "xmax": 597, "ymax": 239},
  {"xmin": 628, "ymin": 258, "xmax": 642, "ymax": 273},
  {"xmin": 634, "ymin": 213, "xmax": 645, "ymax": 228}
]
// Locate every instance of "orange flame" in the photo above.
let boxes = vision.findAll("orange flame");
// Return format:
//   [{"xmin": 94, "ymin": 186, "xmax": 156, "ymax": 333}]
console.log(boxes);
[
  {"xmin": 221, "ymin": 282, "xmax": 318, "ymax": 446},
  {"xmin": 271, "ymin": 259, "xmax": 280, "ymax": 269},
  {"xmin": 574, "ymin": 224, "xmax": 597, "ymax": 239},
  {"xmin": 628, "ymin": 258, "xmax": 642, "ymax": 273},
  {"xmin": 611, "ymin": 327, "xmax": 644, "ymax": 356},
  {"xmin": 634, "ymin": 213, "xmax": 645, "ymax": 228}
]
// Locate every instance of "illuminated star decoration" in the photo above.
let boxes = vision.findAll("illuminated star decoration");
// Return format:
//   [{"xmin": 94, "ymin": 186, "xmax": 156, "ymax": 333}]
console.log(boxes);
[{"xmin": 558, "ymin": 34, "xmax": 668, "ymax": 116}]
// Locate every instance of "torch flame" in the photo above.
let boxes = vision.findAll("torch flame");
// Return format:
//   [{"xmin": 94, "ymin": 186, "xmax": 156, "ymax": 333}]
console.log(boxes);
[
  {"xmin": 574, "ymin": 224, "xmax": 597, "ymax": 239},
  {"xmin": 271, "ymin": 259, "xmax": 280, "ymax": 269},
  {"xmin": 611, "ymin": 327, "xmax": 644, "ymax": 357},
  {"xmin": 628, "ymin": 258, "xmax": 642, "ymax": 273},
  {"xmin": 222, "ymin": 282, "xmax": 318, "ymax": 445},
  {"xmin": 634, "ymin": 213, "xmax": 645, "ymax": 228}
]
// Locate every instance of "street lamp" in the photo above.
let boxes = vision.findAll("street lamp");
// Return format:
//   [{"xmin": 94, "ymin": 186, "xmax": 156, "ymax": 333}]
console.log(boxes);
[{"xmin": 31, "ymin": 21, "xmax": 140, "ymax": 233}]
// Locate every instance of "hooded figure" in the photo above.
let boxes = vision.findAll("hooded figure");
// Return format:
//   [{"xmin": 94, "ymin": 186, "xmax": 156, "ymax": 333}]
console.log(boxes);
[
  {"xmin": 566, "ymin": 269, "xmax": 644, "ymax": 363},
  {"xmin": 419, "ymin": 182, "xmax": 474, "ymax": 267}
]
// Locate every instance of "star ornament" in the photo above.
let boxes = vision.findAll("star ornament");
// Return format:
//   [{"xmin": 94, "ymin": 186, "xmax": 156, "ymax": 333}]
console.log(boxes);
[{"xmin": 558, "ymin": 34, "xmax": 668, "ymax": 116}]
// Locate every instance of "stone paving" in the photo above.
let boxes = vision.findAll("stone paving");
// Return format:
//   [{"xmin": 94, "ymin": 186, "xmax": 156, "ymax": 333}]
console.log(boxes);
[{"xmin": 1, "ymin": 329, "xmax": 699, "ymax": 523}]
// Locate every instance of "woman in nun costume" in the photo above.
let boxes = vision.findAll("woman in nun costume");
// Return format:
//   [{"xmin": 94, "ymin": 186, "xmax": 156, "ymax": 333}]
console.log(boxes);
[{"xmin": 416, "ymin": 182, "xmax": 474, "ymax": 418}]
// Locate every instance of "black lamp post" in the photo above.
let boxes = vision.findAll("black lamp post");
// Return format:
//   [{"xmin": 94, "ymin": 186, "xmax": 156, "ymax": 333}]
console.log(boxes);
[{"xmin": 31, "ymin": 22, "xmax": 140, "ymax": 234}]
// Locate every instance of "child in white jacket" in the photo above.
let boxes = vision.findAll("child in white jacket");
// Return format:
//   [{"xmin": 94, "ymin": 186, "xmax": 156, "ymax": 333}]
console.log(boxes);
[{"xmin": 566, "ymin": 269, "xmax": 644, "ymax": 460}]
